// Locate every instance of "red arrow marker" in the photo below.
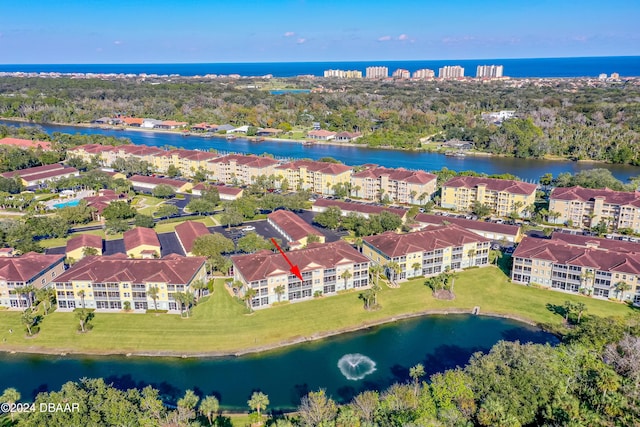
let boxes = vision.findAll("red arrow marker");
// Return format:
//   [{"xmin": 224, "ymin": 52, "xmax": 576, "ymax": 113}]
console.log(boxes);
[{"xmin": 271, "ymin": 238, "xmax": 303, "ymax": 281}]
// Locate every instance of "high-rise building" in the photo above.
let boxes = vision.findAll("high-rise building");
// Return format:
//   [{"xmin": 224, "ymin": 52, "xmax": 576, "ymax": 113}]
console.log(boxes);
[
  {"xmin": 412, "ymin": 68, "xmax": 435, "ymax": 79},
  {"xmin": 438, "ymin": 66, "xmax": 464, "ymax": 79},
  {"xmin": 391, "ymin": 68, "xmax": 410, "ymax": 79},
  {"xmin": 323, "ymin": 69, "xmax": 362, "ymax": 78},
  {"xmin": 366, "ymin": 66, "xmax": 389, "ymax": 79},
  {"xmin": 476, "ymin": 65, "xmax": 504, "ymax": 79}
]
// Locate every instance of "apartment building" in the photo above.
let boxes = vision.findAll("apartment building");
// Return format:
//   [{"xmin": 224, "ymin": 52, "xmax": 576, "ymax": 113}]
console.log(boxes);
[
  {"xmin": 323, "ymin": 69, "xmax": 362, "ymax": 78},
  {"xmin": 415, "ymin": 214, "xmax": 522, "ymax": 243},
  {"xmin": 441, "ymin": 176, "xmax": 537, "ymax": 217},
  {"xmin": 267, "ymin": 209, "xmax": 325, "ymax": 249},
  {"xmin": 549, "ymin": 186, "xmax": 640, "ymax": 232},
  {"xmin": 152, "ymin": 149, "xmax": 218, "ymax": 177},
  {"xmin": 207, "ymin": 154, "xmax": 279, "ymax": 185},
  {"xmin": 350, "ymin": 165, "xmax": 437, "ymax": 204},
  {"xmin": 1, "ymin": 163, "xmax": 79, "ymax": 189},
  {"xmin": 392, "ymin": 69, "xmax": 410, "ymax": 79},
  {"xmin": 512, "ymin": 233, "xmax": 640, "ymax": 302},
  {"xmin": 52, "ymin": 253, "xmax": 207, "ymax": 311},
  {"xmin": 365, "ymin": 66, "xmax": 389, "ymax": 79},
  {"xmin": 476, "ymin": 65, "xmax": 504, "ymax": 79},
  {"xmin": 412, "ymin": 69, "xmax": 435, "ymax": 79},
  {"xmin": 0, "ymin": 252, "xmax": 66, "ymax": 308},
  {"xmin": 128, "ymin": 175, "xmax": 193, "ymax": 193},
  {"xmin": 312, "ymin": 199, "xmax": 408, "ymax": 222},
  {"xmin": 66, "ymin": 234, "xmax": 104, "ymax": 261},
  {"xmin": 123, "ymin": 227, "xmax": 161, "ymax": 259},
  {"xmin": 362, "ymin": 224, "xmax": 490, "ymax": 281},
  {"xmin": 275, "ymin": 160, "xmax": 352, "ymax": 195},
  {"xmin": 438, "ymin": 66, "xmax": 464, "ymax": 79},
  {"xmin": 174, "ymin": 220, "xmax": 211, "ymax": 256},
  {"xmin": 231, "ymin": 240, "xmax": 370, "ymax": 309}
]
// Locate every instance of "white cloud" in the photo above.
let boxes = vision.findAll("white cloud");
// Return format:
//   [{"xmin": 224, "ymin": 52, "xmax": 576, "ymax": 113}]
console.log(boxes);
[
  {"xmin": 297, "ymin": 38, "xmax": 306, "ymax": 44},
  {"xmin": 113, "ymin": 40, "xmax": 123, "ymax": 45},
  {"xmin": 377, "ymin": 35, "xmax": 392, "ymax": 42},
  {"xmin": 284, "ymin": 31, "xmax": 295, "ymax": 37},
  {"xmin": 397, "ymin": 34, "xmax": 408, "ymax": 41}
]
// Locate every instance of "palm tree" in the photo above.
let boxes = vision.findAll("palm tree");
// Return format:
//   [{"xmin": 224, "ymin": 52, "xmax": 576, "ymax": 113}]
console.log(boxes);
[
  {"xmin": 580, "ymin": 270, "xmax": 595, "ymax": 294},
  {"xmin": 148, "ymin": 286, "xmax": 159, "ymax": 310},
  {"xmin": 274, "ymin": 285, "xmax": 285, "ymax": 303},
  {"xmin": 574, "ymin": 302, "xmax": 587, "ymax": 323},
  {"xmin": 411, "ymin": 262, "xmax": 421, "ymax": 277},
  {"xmin": 1, "ymin": 387, "xmax": 20, "ymax": 421},
  {"xmin": 370, "ymin": 282, "xmax": 382, "ymax": 306},
  {"xmin": 177, "ymin": 389, "xmax": 200, "ymax": 424},
  {"xmin": 21, "ymin": 308, "xmax": 35, "ymax": 336},
  {"xmin": 76, "ymin": 308, "xmax": 93, "ymax": 333},
  {"xmin": 174, "ymin": 292, "xmax": 186, "ymax": 317},
  {"xmin": 409, "ymin": 190, "xmax": 417, "ymax": 204},
  {"xmin": 244, "ymin": 287, "xmax": 257, "ymax": 310},
  {"xmin": 199, "ymin": 395, "xmax": 220, "ymax": 426},
  {"xmin": 248, "ymin": 391, "xmax": 269, "ymax": 424},
  {"xmin": 183, "ymin": 292, "xmax": 195, "ymax": 318},
  {"xmin": 444, "ymin": 267, "xmax": 459, "ymax": 292},
  {"xmin": 78, "ymin": 289, "xmax": 86, "ymax": 309},
  {"xmin": 614, "ymin": 281, "xmax": 632, "ymax": 301},
  {"xmin": 409, "ymin": 363, "xmax": 425, "ymax": 396},
  {"xmin": 35, "ymin": 287, "xmax": 51, "ymax": 315},
  {"xmin": 369, "ymin": 264, "xmax": 383, "ymax": 287},
  {"xmin": 191, "ymin": 279, "xmax": 207, "ymax": 301},
  {"xmin": 489, "ymin": 249, "xmax": 503, "ymax": 265},
  {"xmin": 340, "ymin": 269, "xmax": 353, "ymax": 288},
  {"xmin": 386, "ymin": 261, "xmax": 401, "ymax": 282},
  {"xmin": 467, "ymin": 248, "xmax": 477, "ymax": 265}
]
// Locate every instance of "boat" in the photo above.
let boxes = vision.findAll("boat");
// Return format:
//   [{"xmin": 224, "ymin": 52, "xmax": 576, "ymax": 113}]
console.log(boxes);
[
  {"xmin": 182, "ymin": 132, "xmax": 191, "ymax": 137},
  {"xmin": 301, "ymin": 140, "xmax": 315, "ymax": 146},
  {"xmin": 226, "ymin": 134, "xmax": 237, "ymax": 140}
]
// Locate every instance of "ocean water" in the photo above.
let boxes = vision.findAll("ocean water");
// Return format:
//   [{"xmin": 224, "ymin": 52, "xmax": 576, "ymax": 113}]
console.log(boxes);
[{"xmin": 0, "ymin": 56, "xmax": 639, "ymax": 78}]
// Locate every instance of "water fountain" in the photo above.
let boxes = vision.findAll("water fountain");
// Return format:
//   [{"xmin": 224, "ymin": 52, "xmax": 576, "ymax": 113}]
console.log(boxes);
[{"xmin": 337, "ymin": 353, "xmax": 377, "ymax": 381}]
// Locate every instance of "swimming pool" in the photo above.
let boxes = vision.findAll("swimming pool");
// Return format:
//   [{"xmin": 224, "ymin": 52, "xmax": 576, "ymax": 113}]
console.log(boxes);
[{"xmin": 53, "ymin": 199, "xmax": 81, "ymax": 209}]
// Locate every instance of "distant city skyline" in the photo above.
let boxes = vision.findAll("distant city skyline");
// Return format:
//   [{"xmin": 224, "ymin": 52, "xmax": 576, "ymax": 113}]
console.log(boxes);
[{"xmin": 1, "ymin": 0, "xmax": 638, "ymax": 64}]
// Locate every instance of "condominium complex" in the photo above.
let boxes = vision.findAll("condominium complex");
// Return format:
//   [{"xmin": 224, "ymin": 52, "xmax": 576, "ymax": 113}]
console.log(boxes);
[
  {"xmin": 412, "ymin": 68, "xmax": 435, "ymax": 79},
  {"xmin": 438, "ymin": 66, "xmax": 464, "ymax": 79},
  {"xmin": 365, "ymin": 66, "xmax": 389, "ymax": 79},
  {"xmin": 512, "ymin": 233, "xmax": 640, "ymax": 302},
  {"xmin": 392, "ymin": 68, "xmax": 410, "ymax": 79},
  {"xmin": 52, "ymin": 254, "xmax": 207, "ymax": 311},
  {"xmin": 1, "ymin": 163, "xmax": 79, "ymax": 190},
  {"xmin": 267, "ymin": 209, "xmax": 325, "ymax": 249},
  {"xmin": 415, "ymin": 214, "xmax": 522, "ymax": 243},
  {"xmin": 362, "ymin": 224, "xmax": 490, "ymax": 280},
  {"xmin": 441, "ymin": 176, "xmax": 537, "ymax": 217},
  {"xmin": 0, "ymin": 252, "xmax": 66, "ymax": 308},
  {"xmin": 549, "ymin": 186, "xmax": 640, "ymax": 232},
  {"xmin": 208, "ymin": 154, "xmax": 280, "ymax": 185},
  {"xmin": 476, "ymin": 65, "xmax": 504, "ymax": 79},
  {"xmin": 275, "ymin": 160, "xmax": 352, "ymax": 195},
  {"xmin": 231, "ymin": 240, "xmax": 370, "ymax": 309},
  {"xmin": 351, "ymin": 165, "xmax": 437, "ymax": 204},
  {"xmin": 323, "ymin": 69, "xmax": 362, "ymax": 78}
]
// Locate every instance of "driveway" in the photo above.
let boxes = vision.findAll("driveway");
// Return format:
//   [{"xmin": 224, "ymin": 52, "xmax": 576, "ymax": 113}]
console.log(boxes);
[{"xmin": 158, "ymin": 232, "xmax": 185, "ymax": 256}]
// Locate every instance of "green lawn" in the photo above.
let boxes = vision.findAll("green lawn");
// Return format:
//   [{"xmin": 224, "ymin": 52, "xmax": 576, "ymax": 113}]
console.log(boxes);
[
  {"xmin": 0, "ymin": 268, "xmax": 635, "ymax": 355},
  {"xmin": 155, "ymin": 216, "xmax": 215, "ymax": 233},
  {"xmin": 38, "ymin": 229, "xmax": 106, "ymax": 249},
  {"xmin": 132, "ymin": 195, "xmax": 166, "ymax": 216}
]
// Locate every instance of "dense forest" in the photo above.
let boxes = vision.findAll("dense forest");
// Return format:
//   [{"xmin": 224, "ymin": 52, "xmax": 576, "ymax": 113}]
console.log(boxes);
[
  {"xmin": 2, "ymin": 314, "xmax": 639, "ymax": 426},
  {"xmin": 0, "ymin": 77, "xmax": 639, "ymax": 163}
]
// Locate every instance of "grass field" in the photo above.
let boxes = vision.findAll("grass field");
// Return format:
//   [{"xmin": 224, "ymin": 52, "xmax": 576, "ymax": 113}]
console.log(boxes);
[{"xmin": 0, "ymin": 267, "xmax": 635, "ymax": 355}]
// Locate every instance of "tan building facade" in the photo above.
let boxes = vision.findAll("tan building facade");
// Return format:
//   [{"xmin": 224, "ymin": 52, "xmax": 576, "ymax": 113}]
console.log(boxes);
[
  {"xmin": 350, "ymin": 166, "xmax": 437, "ymax": 204},
  {"xmin": 275, "ymin": 160, "xmax": 352, "ymax": 195},
  {"xmin": 0, "ymin": 252, "xmax": 66, "ymax": 308}
]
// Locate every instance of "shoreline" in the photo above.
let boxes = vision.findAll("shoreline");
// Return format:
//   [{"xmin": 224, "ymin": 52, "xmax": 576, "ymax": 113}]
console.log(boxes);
[{"xmin": 0, "ymin": 309, "xmax": 541, "ymax": 359}]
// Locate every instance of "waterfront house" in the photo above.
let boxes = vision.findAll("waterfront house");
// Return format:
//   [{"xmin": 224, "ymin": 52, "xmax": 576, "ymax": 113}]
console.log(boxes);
[
  {"xmin": 415, "ymin": 213, "xmax": 522, "ymax": 243},
  {"xmin": 155, "ymin": 120, "xmax": 188, "ymax": 130},
  {"xmin": 275, "ymin": 159, "xmax": 352, "ymax": 196},
  {"xmin": 256, "ymin": 128, "xmax": 283, "ymax": 137},
  {"xmin": 174, "ymin": 221, "xmax": 211, "ymax": 256},
  {"xmin": 306, "ymin": 130, "xmax": 337, "ymax": 141},
  {"xmin": 0, "ymin": 252, "xmax": 66, "ymax": 309},
  {"xmin": 362, "ymin": 224, "xmax": 490, "ymax": 281},
  {"xmin": 549, "ymin": 186, "xmax": 640, "ymax": 232},
  {"xmin": 66, "ymin": 234, "xmax": 104, "ymax": 261},
  {"xmin": 441, "ymin": 176, "xmax": 536, "ymax": 217},
  {"xmin": 231, "ymin": 240, "xmax": 369, "ymax": 309},
  {"xmin": 123, "ymin": 227, "xmax": 161, "ymax": 259},
  {"xmin": 333, "ymin": 131, "xmax": 362, "ymax": 143},
  {"xmin": 52, "ymin": 253, "xmax": 207, "ymax": 312},
  {"xmin": 512, "ymin": 233, "xmax": 640, "ymax": 303},
  {"xmin": 267, "ymin": 209, "xmax": 325, "ymax": 249},
  {"xmin": 350, "ymin": 165, "xmax": 437, "ymax": 204}
]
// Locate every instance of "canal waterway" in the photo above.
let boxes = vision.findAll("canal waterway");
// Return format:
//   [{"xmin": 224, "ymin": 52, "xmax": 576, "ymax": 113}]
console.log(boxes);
[
  {"xmin": 0, "ymin": 314, "xmax": 555, "ymax": 410},
  {"xmin": 2, "ymin": 120, "xmax": 640, "ymax": 182}
]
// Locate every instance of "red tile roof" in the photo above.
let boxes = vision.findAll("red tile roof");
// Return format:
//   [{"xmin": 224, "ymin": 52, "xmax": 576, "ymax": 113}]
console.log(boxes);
[
  {"xmin": 0, "ymin": 252, "xmax": 65, "ymax": 283},
  {"xmin": 175, "ymin": 221, "xmax": 211, "ymax": 253},
  {"xmin": 276, "ymin": 159, "xmax": 352, "ymax": 175},
  {"xmin": 513, "ymin": 236, "xmax": 640, "ymax": 275},
  {"xmin": 352, "ymin": 165, "xmax": 436, "ymax": 184},
  {"xmin": 129, "ymin": 175, "xmax": 189, "ymax": 189},
  {"xmin": 443, "ymin": 176, "xmax": 537, "ymax": 195},
  {"xmin": 551, "ymin": 232, "xmax": 640, "ymax": 254},
  {"xmin": 208, "ymin": 154, "xmax": 279, "ymax": 168},
  {"xmin": 363, "ymin": 224, "xmax": 490, "ymax": 258},
  {"xmin": 268, "ymin": 210, "xmax": 324, "ymax": 242},
  {"xmin": 551, "ymin": 186, "xmax": 640, "ymax": 207},
  {"xmin": 123, "ymin": 227, "xmax": 160, "ymax": 251},
  {"xmin": 307, "ymin": 130, "xmax": 337, "ymax": 137},
  {"xmin": 313, "ymin": 199, "xmax": 407, "ymax": 218},
  {"xmin": 415, "ymin": 214, "xmax": 520, "ymax": 236},
  {"xmin": 232, "ymin": 240, "xmax": 368, "ymax": 282},
  {"xmin": 66, "ymin": 234, "xmax": 103, "ymax": 253},
  {"xmin": 0, "ymin": 163, "xmax": 65, "ymax": 178},
  {"xmin": 123, "ymin": 117, "xmax": 144, "ymax": 125},
  {"xmin": 0, "ymin": 137, "xmax": 52, "ymax": 151},
  {"xmin": 54, "ymin": 253, "xmax": 206, "ymax": 284}
]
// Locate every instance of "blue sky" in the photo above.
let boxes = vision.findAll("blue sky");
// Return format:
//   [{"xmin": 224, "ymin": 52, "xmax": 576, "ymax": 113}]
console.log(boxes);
[{"xmin": 1, "ymin": 0, "xmax": 638, "ymax": 63}]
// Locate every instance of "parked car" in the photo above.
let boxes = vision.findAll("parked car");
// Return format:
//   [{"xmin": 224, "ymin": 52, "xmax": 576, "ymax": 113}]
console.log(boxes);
[{"xmin": 241, "ymin": 225, "xmax": 256, "ymax": 232}]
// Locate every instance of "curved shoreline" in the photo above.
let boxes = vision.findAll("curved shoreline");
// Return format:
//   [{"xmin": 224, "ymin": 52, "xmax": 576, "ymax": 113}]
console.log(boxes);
[{"xmin": 0, "ymin": 309, "xmax": 543, "ymax": 359}]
